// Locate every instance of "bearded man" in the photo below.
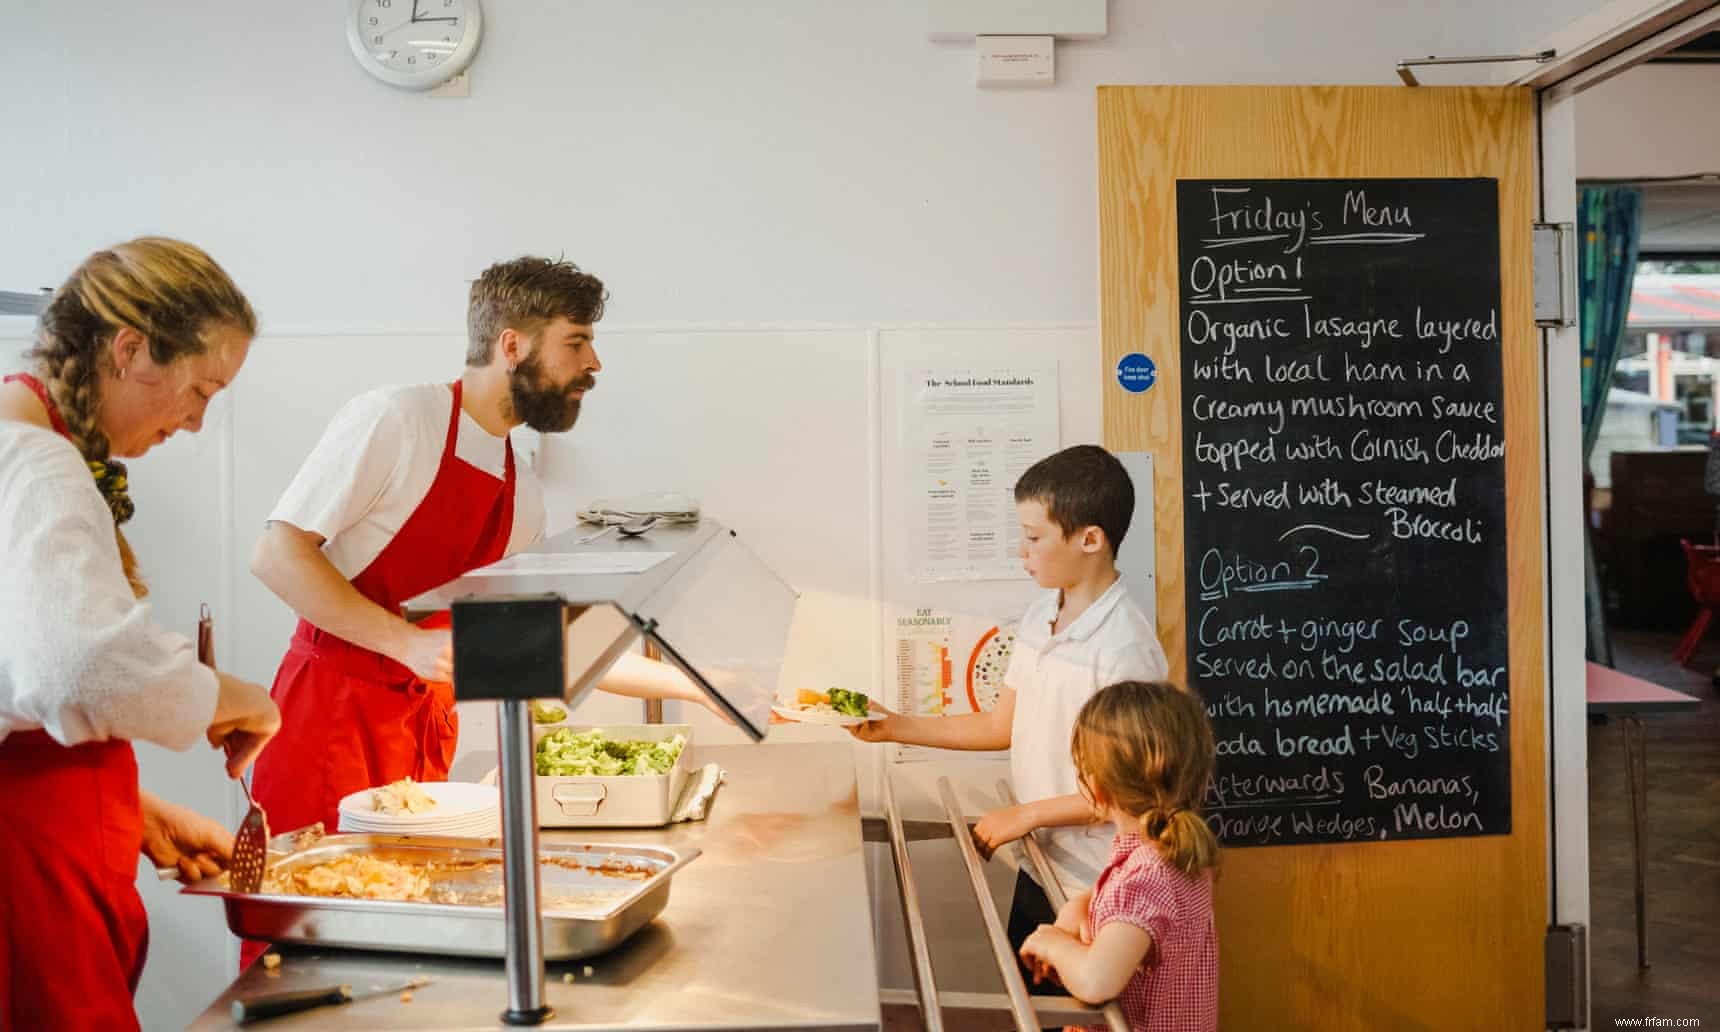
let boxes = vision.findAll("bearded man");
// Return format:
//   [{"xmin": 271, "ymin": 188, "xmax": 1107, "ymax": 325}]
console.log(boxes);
[{"xmin": 249, "ymin": 257, "xmax": 712, "ymax": 837}]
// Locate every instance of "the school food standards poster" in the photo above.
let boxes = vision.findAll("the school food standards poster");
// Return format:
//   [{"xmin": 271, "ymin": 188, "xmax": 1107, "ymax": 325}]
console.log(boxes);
[{"xmin": 905, "ymin": 366, "xmax": 1059, "ymax": 582}]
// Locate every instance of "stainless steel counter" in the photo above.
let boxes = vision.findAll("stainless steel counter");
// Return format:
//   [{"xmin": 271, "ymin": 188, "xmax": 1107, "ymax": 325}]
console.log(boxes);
[{"xmin": 187, "ymin": 743, "xmax": 879, "ymax": 1031}]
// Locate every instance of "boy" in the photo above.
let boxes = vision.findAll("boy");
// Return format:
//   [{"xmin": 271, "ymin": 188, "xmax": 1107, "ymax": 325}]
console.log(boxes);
[{"xmin": 852, "ymin": 444, "xmax": 1168, "ymax": 951}]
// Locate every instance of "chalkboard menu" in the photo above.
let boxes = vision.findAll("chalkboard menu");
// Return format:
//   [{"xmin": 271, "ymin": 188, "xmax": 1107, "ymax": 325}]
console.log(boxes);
[{"xmin": 1177, "ymin": 178, "xmax": 1510, "ymax": 847}]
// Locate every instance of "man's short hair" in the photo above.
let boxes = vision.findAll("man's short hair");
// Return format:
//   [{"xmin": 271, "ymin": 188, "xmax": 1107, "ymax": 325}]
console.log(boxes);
[
  {"xmin": 1013, "ymin": 445, "xmax": 1134, "ymax": 555},
  {"xmin": 466, "ymin": 257, "xmax": 607, "ymax": 365}
]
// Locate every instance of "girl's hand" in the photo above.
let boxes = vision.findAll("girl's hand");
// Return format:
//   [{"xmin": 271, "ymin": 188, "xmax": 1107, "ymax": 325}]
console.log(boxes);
[
  {"xmin": 972, "ymin": 803, "xmax": 1035, "ymax": 859},
  {"xmin": 1055, "ymin": 890, "xmax": 1093, "ymax": 938},
  {"xmin": 1018, "ymin": 924, "xmax": 1074, "ymax": 986},
  {"xmin": 140, "ymin": 791, "xmax": 233, "ymax": 883}
]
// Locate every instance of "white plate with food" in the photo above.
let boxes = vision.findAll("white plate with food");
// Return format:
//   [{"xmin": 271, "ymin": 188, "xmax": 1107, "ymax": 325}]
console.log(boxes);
[
  {"xmin": 772, "ymin": 688, "xmax": 875, "ymax": 727},
  {"xmin": 336, "ymin": 779, "xmax": 498, "ymax": 829}
]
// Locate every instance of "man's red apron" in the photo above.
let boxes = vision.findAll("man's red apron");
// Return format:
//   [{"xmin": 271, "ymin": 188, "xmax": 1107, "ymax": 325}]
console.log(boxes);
[
  {"xmin": 0, "ymin": 373, "xmax": 149, "ymax": 1031},
  {"xmin": 251, "ymin": 381, "xmax": 515, "ymax": 837}
]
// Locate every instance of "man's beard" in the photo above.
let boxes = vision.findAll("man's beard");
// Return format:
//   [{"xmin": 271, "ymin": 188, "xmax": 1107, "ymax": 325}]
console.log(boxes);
[{"xmin": 509, "ymin": 351, "xmax": 594, "ymax": 433}]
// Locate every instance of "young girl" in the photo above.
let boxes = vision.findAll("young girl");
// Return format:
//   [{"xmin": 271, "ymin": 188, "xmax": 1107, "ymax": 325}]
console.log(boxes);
[{"xmin": 1018, "ymin": 680, "xmax": 1219, "ymax": 1032}]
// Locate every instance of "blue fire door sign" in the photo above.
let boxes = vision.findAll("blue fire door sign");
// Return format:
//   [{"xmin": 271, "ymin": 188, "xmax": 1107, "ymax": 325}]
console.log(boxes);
[{"xmin": 1117, "ymin": 353, "xmax": 1156, "ymax": 394}]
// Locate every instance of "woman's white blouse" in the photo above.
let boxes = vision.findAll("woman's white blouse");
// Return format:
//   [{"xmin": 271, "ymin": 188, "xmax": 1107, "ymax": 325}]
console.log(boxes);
[{"xmin": 0, "ymin": 422, "xmax": 216, "ymax": 750}]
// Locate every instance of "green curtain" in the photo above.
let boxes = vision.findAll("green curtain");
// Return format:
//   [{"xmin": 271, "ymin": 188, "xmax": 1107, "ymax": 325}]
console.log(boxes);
[
  {"xmin": 1579, "ymin": 186, "xmax": 1644, "ymax": 461},
  {"xmin": 1578, "ymin": 186, "xmax": 1643, "ymax": 666}
]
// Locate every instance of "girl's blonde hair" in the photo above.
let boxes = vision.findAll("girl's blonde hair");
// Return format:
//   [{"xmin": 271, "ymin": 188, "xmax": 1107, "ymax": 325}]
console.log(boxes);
[
  {"xmin": 29, "ymin": 237, "xmax": 256, "ymax": 596},
  {"xmin": 1071, "ymin": 680, "xmax": 1219, "ymax": 876}
]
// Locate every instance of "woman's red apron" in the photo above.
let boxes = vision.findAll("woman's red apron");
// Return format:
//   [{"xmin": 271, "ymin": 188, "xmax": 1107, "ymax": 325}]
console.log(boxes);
[
  {"xmin": 0, "ymin": 373, "xmax": 149, "ymax": 1031},
  {"xmin": 251, "ymin": 381, "xmax": 515, "ymax": 837}
]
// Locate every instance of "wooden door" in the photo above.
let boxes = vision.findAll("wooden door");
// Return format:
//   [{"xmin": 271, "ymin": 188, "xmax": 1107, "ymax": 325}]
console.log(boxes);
[{"xmin": 1099, "ymin": 86, "xmax": 1544, "ymax": 1030}]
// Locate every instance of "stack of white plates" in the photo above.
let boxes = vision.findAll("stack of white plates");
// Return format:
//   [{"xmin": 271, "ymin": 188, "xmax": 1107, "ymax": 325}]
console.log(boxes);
[{"xmin": 336, "ymin": 781, "xmax": 500, "ymax": 837}]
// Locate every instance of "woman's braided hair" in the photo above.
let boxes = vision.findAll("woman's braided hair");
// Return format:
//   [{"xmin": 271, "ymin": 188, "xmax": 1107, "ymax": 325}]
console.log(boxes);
[{"xmin": 28, "ymin": 237, "xmax": 255, "ymax": 596}]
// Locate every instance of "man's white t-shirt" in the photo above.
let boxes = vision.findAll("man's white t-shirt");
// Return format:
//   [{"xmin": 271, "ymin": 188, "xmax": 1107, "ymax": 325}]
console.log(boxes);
[
  {"xmin": 1006, "ymin": 576, "xmax": 1169, "ymax": 892},
  {"xmin": 269, "ymin": 384, "xmax": 546, "ymax": 578}
]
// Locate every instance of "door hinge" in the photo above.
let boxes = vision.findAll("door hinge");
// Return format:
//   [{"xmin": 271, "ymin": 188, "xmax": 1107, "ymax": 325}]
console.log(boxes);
[
  {"xmin": 1534, "ymin": 222, "xmax": 1578, "ymax": 328},
  {"xmin": 1546, "ymin": 923, "xmax": 1588, "ymax": 1029}
]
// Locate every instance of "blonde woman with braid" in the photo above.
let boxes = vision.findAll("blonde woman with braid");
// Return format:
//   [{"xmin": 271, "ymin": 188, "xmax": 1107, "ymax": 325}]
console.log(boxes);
[
  {"xmin": 1019, "ymin": 681, "xmax": 1219, "ymax": 1032},
  {"xmin": 0, "ymin": 238, "xmax": 281, "ymax": 1032}
]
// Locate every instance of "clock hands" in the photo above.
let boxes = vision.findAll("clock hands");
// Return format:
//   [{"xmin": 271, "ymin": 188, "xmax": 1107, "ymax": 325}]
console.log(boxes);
[{"xmin": 408, "ymin": 0, "xmax": 458, "ymax": 24}]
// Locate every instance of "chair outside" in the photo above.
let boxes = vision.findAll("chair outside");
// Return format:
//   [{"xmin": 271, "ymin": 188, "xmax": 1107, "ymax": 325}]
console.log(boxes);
[{"xmin": 1673, "ymin": 538, "xmax": 1720, "ymax": 666}]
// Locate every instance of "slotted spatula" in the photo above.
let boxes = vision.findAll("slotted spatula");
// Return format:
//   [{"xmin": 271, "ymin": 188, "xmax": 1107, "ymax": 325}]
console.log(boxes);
[{"xmin": 202, "ymin": 604, "xmax": 270, "ymax": 894}]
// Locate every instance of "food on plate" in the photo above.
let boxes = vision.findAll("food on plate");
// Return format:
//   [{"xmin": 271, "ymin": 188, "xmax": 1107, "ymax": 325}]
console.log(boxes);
[
  {"xmin": 531, "ymin": 700, "xmax": 568, "ymax": 724},
  {"xmin": 827, "ymin": 688, "xmax": 870, "ymax": 717},
  {"xmin": 370, "ymin": 777, "xmax": 437, "ymax": 815},
  {"xmin": 789, "ymin": 688, "xmax": 871, "ymax": 718},
  {"xmin": 264, "ymin": 855, "xmax": 432, "ymax": 901},
  {"xmin": 535, "ymin": 728, "xmax": 687, "ymax": 777}
]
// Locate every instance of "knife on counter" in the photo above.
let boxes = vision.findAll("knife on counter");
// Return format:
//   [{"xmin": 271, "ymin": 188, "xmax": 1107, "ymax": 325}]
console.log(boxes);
[{"xmin": 232, "ymin": 976, "xmax": 431, "ymax": 1024}]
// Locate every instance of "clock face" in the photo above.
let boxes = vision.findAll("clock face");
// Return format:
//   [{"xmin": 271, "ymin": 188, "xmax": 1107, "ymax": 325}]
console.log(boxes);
[{"xmin": 348, "ymin": 0, "xmax": 482, "ymax": 89}]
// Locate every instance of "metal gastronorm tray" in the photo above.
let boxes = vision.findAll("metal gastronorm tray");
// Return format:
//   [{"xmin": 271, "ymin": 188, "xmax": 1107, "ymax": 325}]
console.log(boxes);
[{"xmin": 182, "ymin": 833, "xmax": 697, "ymax": 960}]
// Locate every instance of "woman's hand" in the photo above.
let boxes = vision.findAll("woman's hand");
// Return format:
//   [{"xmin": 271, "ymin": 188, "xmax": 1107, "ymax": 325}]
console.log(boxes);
[
  {"xmin": 972, "ymin": 802, "xmax": 1036, "ymax": 860},
  {"xmin": 140, "ymin": 790, "xmax": 232, "ymax": 883},
  {"xmin": 208, "ymin": 674, "xmax": 282, "ymax": 778}
]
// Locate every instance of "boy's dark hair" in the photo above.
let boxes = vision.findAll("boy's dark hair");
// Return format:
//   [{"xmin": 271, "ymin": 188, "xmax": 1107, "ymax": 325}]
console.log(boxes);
[{"xmin": 1013, "ymin": 445, "xmax": 1134, "ymax": 555}]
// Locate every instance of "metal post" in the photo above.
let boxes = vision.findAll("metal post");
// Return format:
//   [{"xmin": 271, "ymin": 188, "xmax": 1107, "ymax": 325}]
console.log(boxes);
[
  {"xmin": 884, "ymin": 772, "xmax": 944, "ymax": 1032},
  {"xmin": 936, "ymin": 778, "xmax": 1037, "ymax": 1032},
  {"xmin": 1622, "ymin": 714, "xmax": 1649, "ymax": 969},
  {"xmin": 498, "ymin": 698, "xmax": 553, "ymax": 1025}
]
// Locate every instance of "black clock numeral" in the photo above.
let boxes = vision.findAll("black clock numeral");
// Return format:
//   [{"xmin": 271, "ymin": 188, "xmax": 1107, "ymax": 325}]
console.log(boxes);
[
  {"xmin": 376, "ymin": 0, "xmax": 391, "ymax": 8},
  {"xmin": 368, "ymin": 16, "xmax": 379, "ymax": 24},
  {"xmin": 373, "ymin": 34, "xmax": 384, "ymax": 44},
  {"xmin": 407, "ymin": 55, "xmax": 416, "ymax": 64}
]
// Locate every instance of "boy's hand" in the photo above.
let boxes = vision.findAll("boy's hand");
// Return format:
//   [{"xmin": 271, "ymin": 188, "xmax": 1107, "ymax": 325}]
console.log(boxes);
[
  {"xmin": 846, "ymin": 700, "xmax": 900, "ymax": 744},
  {"xmin": 972, "ymin": 803, "xmax": 1036, "ymax": 859}
]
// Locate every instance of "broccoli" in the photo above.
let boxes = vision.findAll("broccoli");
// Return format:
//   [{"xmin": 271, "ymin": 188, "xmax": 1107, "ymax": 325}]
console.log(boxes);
[
  {"xmin": 535, "ymin": 729, "xmax": 687, "ymax": 777},
  {"xmin": 826, "ymin": 688, "xmax": 870, "ymax": 718}
]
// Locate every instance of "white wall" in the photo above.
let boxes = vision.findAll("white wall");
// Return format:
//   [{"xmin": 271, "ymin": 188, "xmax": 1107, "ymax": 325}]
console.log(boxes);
[
  {"xmin": 1, "ymin": 2, "xmax": 1613, "ymax": 1029},
  {"xmin": 3, "ymin": 0, "xmax": 1606, "ymax": 331},
  {"xmin": 1576, "ymin": 63, "xmax": 1720, "ymax": 179}
]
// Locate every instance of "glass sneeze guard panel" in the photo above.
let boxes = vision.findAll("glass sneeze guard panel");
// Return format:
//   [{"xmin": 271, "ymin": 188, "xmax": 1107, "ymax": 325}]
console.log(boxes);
[{"xmin": 402, "ymin": 519, "xmax": 795, "ymax": 740}]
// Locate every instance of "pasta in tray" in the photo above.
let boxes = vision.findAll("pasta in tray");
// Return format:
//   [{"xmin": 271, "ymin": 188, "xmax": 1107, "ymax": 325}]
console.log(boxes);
[
  {"xmin": 263, "ymin": 855, "xmax": 432, "ymax": 902},
  {"xmin": 254, "ymin": 854, "xmax": 658, "ymax": 906}
]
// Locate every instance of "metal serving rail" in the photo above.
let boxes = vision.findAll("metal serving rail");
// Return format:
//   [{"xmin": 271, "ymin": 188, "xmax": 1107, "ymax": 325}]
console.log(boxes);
[{"xmin": 885, "ymin": 775, "xmax": 1127, "ymax": 1032}]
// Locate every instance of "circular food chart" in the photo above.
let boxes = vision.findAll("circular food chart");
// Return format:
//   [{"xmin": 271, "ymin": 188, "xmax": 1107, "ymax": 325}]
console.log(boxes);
[{"xmin": 965, "ymin": 625, "xmax": 1016, "ymax": 713}]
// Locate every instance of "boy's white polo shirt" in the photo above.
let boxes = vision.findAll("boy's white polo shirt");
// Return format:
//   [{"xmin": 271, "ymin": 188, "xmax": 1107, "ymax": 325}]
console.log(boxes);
[{"xmin": 1007, "ymin": 576, "xmax": 1169, "ymax": 892}]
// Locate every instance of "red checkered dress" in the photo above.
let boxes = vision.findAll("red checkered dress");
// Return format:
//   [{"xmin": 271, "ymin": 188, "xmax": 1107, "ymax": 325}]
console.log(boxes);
[{"xmin": 1080, "ymin": 832, "xmax": 1218, "ymax": 1032}]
